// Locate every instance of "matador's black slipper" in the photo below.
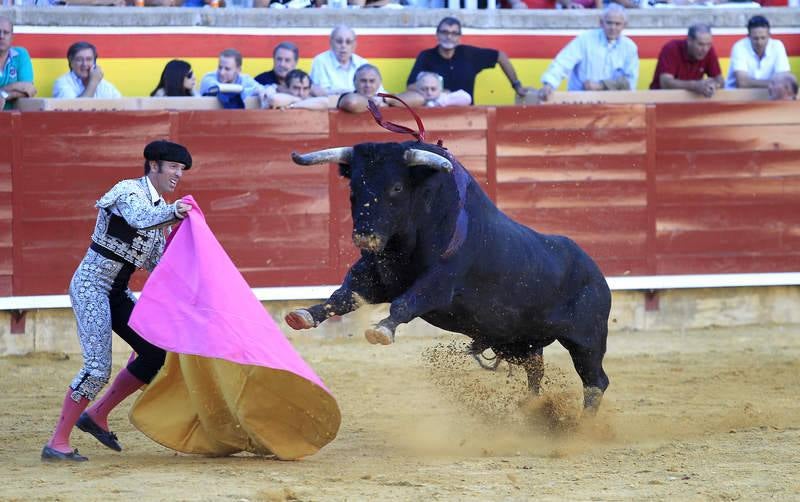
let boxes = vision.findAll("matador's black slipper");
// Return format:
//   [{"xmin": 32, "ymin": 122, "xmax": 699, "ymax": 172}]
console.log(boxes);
[
  {"xmin": 41, "ymin": 445, "xmax": 88, "ymax": 462},
  {"xmin": 76, "ymin": 412, "xmax": 122, "ymax": 452}
]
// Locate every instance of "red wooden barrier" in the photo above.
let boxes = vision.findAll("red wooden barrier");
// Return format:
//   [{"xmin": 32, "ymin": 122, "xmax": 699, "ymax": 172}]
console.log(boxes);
[{"xmin": 4, "ymin": 103, "xmax": 800, "ymax": 297}]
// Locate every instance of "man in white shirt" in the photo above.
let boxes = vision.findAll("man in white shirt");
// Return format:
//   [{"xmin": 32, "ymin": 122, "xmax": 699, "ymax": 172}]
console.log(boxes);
[
  {"xmin": 52, "ymin": 41, "xmax": 122, "ymax": 99},
  {"xmin": 538, "ymin": 4, "xmax": 639, "ymax": 102},
  {"xmin": 725, "ymin": 15, "xmax": 791, "ymax": 89},
  {"xmin": 310, "ymin": 25, "xmax": 378, "ymax": 96}
]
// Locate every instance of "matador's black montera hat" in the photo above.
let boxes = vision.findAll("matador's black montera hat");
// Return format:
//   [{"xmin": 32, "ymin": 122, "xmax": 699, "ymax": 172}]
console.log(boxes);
[{"xmin": 144, "ymin": 140, "xmax": 192, "ymax": 169}]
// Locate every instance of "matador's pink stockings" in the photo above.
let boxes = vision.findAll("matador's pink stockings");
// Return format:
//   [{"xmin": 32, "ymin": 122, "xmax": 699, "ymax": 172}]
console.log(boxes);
[
  {"xmin": 48, "ymin": 389, "xmax": 89, "ymax": 453},
  {"xmin": 85, "ymin": 367, "xmax": 144, "ymax": 431}
]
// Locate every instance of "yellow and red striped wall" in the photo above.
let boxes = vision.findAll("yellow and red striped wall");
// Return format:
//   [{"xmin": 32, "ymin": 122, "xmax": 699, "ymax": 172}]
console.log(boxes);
[{"xmin": 13, "ymin": 26, "xmax": 800, "ymax": 104}]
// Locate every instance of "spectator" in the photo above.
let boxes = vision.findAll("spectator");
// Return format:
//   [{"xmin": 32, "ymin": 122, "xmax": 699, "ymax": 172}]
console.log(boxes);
[
  {"xmin": 255, "ymin": 0, "xmax": 314, "ymax": 6},
  {"xmin": 649, "ymin": 24, "xmax": 723, "ymax": 98},
  {"xmin": 503, "ymin": 0, "xmax": 600, "ymax": 8},
  {"xmin": 180, "ymin": 0, "xmax": 224, "ymax": 6},
  {"xmin": 200, "ymin": 48, "xmax": 268, "ymax": 104},
  {"xmin": 768, "ymin": 73, "xmax": 798, "ymax": 101},
  {"xmin": 51, "ymin": 0, "xmax": 125, "ymax": 5},
  {"xmin": 406, "ymin": 17, "xmax": 527, "ymax": 104},
  {"xmin": 53, "ymin": 42, "xmax": 122, "ymax": 99},
  {"xmin": 255, "ymin": 42, "xmax": 298, "ymax": 88},
  {"xmin": 608, "ymin": 0, "xmax": 639, "ymax": 8},
  {"xmin": 337, "ymin": 64, "xmax": 387, "ymax": 113},
  {"xmin": 262, "ymin": 69, "xmax": 331, "ymax": 110},
  {"xmin": 150, "ymin": 59, "xmax": 196, "ymax": 97},
  {"xmin": 310, "ymin": 25, "xmax": 378, "ymax": 96},
  {"xmin": 255, "ymin": 41, "xmax": 325, "ymax": 96},
  {"xmin": 725, "ymin": 16, "xmax": 791, "ymax": 89},
  {"xmin": 538, "ymin": 5, "xmax": 638, "ymax": 101},
  {"xmin": 0, "ymin": 16, "xmax": 37, "ymax": 110},
  {"xmin": 398, "ymin": 71, "xmax": 472, "ymax": 107},
  {"xmin": 348, "ymin": 0, "xmax": 400, "ymax": 6}
]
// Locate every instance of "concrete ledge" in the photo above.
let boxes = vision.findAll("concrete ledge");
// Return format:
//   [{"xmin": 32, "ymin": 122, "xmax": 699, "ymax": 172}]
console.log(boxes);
[
  {"xmin": 1, "ymin": 6, "xmax": 798, "ymax": 29},
  {"xmin": 2, "ymin": 286, "xmax": 799, "ymax": 356}
]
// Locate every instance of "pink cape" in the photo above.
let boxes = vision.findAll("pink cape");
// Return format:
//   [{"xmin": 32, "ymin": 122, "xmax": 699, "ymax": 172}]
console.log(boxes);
[{"xmin": 128, "ymin": 196, "xmax": 340, "ymax": 459}]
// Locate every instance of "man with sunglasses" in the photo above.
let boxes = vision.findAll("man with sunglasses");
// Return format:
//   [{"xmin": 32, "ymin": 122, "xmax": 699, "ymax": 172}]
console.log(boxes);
[{"xmin": 406, "ymin": 17, "xmax": 528, "ymax": 105}]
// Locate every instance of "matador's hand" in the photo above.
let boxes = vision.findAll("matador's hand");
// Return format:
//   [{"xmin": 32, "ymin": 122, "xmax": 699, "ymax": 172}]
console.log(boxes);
[{"xmin": 175, "ymin": 201, "xmax": 193, "ymax": 219}]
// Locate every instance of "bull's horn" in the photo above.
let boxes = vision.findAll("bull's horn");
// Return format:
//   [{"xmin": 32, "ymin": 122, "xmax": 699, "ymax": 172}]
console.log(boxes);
[
  {"xmin": 292, "ymin": 147, "xmax": 353, "ymax": 166},
  {"xmin": 404, "ymin": 149, "xmax": 453, "ymax": 173}
]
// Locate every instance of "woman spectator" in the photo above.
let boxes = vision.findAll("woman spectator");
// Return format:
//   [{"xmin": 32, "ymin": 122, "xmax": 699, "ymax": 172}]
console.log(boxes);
[{"xmin": 151, "ymin": 59, "xmax": 196, "ymax": 97}]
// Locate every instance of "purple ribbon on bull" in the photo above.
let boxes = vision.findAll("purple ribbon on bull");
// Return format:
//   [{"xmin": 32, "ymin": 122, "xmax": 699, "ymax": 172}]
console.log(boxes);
[
  {"xmin": 368, "ymin": 94, "xmax": 469, "ymax": 260},
  {"xmin": 368, "ymin": 93, "xmax": 426, "ymax": 142}
]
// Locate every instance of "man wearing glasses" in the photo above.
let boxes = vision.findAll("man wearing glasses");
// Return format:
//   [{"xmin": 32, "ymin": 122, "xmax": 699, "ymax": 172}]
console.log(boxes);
[
  {"xmin": 537, "ymin": 5, "xmax": 638, "ymax": 102},
  {"xmin": 311, "ymin": 25, "xmax": 382, "ymax": 96},
  {"xmin": 406, "ymin": 17, "xmax": 528, "ymax": 105}
]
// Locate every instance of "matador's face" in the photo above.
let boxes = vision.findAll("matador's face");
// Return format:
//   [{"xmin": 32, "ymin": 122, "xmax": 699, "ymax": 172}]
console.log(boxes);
[{"xmin": 149, "ymin": 160, "xmax": 187, "ymax": 195}]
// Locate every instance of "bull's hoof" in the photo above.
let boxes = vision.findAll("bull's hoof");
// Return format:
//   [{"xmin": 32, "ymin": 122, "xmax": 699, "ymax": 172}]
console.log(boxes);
[
  {"xmin": 472, "ymin": 349, "xmax": 501, "ymax": 371},
  {"xmin": 364, "ymin": 326, "xmax": 394, "ymax": 345},
  {"xmin": 285, "ymin": 309, "xmax": 316, "ymax": 330},
  {"xmin": 582, "ymin": 386, "xmax": 604, "ymax": 415}
]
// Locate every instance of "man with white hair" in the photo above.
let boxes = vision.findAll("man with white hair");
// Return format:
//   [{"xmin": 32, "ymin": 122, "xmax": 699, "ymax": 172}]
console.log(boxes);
[
  {"xmin": 768, "ymin": 73, "xmax": 798, "ymax": 101},
  {"xmin": 337, "ymin": 64, "xmax": 387, "ymax": 113},
  {"xmin": 311, "ymin": 25, "xmax": 380, "ymax": 96},
  {"xmin": 398, "ymin": 71, "xmax": 472, "ymax": 108},
  {"xmin": 538, "ymin": 4, "xmax": 639, "ymax": 101}
]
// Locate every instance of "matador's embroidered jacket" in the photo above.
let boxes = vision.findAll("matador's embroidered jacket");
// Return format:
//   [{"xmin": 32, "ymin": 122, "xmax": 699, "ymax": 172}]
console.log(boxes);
[{"xmin": 91, "ymin": 176, "xmax": 179, "ymax": 271}]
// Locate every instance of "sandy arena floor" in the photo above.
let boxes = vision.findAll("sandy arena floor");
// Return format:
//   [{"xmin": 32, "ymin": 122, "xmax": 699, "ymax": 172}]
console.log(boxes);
[{"xmin": 1, "ymin": 324, "xmax": 799, "ymax": 501}]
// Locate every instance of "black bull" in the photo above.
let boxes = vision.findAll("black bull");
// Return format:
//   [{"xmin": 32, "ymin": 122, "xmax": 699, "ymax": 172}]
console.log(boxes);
[{"xmin": 286, "ymin": 141, "xmax": 611, "ymax": 412}]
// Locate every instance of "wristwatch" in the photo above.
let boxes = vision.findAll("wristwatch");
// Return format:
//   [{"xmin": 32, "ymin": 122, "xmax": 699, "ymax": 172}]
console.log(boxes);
[
  {"xmin": 0, "ymin": 90, "xmax": 9, "ymax": 100},
  {"xmin": 511, "ymin": 80, "xmax": 522, "ymax": 90}
]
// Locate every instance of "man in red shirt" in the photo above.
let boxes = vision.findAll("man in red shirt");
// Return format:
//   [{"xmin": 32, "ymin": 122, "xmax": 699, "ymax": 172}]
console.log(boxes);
[{"xmin": 649, "ymin": 24, "xmax": 724, "ymax": 97}]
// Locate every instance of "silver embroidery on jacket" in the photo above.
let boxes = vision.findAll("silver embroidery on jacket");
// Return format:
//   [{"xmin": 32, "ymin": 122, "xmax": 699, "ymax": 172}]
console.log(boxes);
[{"xmin": 91, "ymin": 177, "xmax": 176, "ymax": 271}]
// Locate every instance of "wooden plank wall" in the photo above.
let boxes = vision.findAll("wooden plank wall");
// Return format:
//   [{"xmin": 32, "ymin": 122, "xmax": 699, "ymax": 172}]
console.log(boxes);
[
  {"xmin": 0, "ymin": 114, "xmax": 13, "ymax": 296},
  {"xmin": 176, "ymin": 110, "xmax": 333, "ymax": 287},
  {"xmin": 12, "ymin": 112, "xmax": 173, "ymax": 294},
  {"xmin": 4, "ymin": 103, "xmax": 800, "ymax": 297},
  {"xmin": 654, "ymin": 102, "xmax": 800, "ymax": 274},
  {"xmin": 495, "ymin": 105, "xmax": 651, "ymax": 276}
]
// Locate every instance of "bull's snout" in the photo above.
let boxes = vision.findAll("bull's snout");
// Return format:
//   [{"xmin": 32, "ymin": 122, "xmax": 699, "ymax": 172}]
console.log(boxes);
[{"xmin": 353, "ymin": 232, "xmax": 385, "ymax": 253}]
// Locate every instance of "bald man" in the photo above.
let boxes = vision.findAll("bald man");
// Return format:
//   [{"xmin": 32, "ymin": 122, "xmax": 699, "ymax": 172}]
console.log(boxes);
[{"xmin": 310, "ymin": 25, "xmax": 379, "ymax": 96}]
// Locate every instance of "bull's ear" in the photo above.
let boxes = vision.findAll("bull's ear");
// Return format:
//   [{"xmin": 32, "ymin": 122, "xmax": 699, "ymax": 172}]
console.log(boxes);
[
  {"xmin": 339, "ymin": 163, "xmax": 352, "ymax": 179},
  {"xmin": 409, "ymin": 165, "xmax": 439, "ymax": 187}
]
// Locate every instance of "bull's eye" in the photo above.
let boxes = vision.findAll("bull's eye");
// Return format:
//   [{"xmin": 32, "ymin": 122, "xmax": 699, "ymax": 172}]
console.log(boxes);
[{"xmin": 391, "ymin": 182, "xmax": 403, "ymax": 194}]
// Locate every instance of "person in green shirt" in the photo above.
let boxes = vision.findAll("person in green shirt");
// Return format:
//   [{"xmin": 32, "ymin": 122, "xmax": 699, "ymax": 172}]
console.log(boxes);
[{"xmin": 0, "ymin": 16, "xmax": 37, "ymax": 110}]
